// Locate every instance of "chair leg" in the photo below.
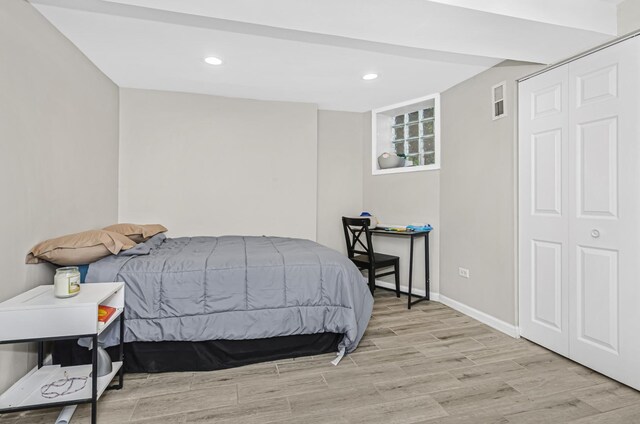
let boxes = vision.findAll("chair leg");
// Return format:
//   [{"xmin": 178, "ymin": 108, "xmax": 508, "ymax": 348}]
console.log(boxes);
[
  {"xmin": 394, "ymin": 260, "xmax": 400, "ymax": 298},
  {"xmin": 368, "ymin": 266, "xmax": 376, "ymax": 294}
]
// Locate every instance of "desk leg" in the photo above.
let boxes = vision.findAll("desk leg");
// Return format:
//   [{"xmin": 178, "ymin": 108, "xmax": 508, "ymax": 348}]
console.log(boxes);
[
  {"xmin": 425, "ymin": 233, "xmax": 430, "ymax": 301},
  {"xmin": 107, "ymin": 315, "xmax": 126, "ymax": 391},
  {"xmin": 118, "ymin": 314, "xmax": 125, "ymax": 388},
  {"xmin": 37, "ymin": 341, "xmax": 43, "ymax": 369},
  {"xmin": 408, "ymin": 236, "xmax": 414, "ymax": 309},
  {"xmin": 407, "ymin": 233, "xmax": 431, "ymax": 308},
  {"xmin": 91, "ymin": 335, "xmax": 98, "ymax": 424}
]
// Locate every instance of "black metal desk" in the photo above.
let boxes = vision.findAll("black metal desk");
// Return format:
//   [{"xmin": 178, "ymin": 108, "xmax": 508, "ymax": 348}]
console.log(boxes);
[{"xmin": 370, "ymin": 228, "xmax": 431, "ymax": 309}]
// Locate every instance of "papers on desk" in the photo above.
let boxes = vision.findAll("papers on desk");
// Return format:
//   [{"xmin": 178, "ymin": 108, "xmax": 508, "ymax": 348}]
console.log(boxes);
[
  {"xmin": 376, "ymin": 224, "xmax": 432, "ymax": 232},
  {"xmin": 376, "ymin": 224, "xmax": 407, "ymax": 231}
]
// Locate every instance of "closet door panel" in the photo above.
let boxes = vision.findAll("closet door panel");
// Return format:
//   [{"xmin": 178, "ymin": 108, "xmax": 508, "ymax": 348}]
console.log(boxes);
[
  {"xmin": 519, "ymin": 65, "xmax": 570, "ymax": 355},
  {"xmin": 576, "ymin": 117, "xmax": 617, "ymax": 217},
  {"xmin": 532, "ymin": 130, "xmax": 562, "ymax": 216},
  {"xmin": 568, "ymin": 36, "xmax": 640, "ymax": 390},
  {"xmin": 531, "ymin": 240, "xmax": 563, "ymax": 331},
  {"xmin": 576, "ymin": 246, "xmax": 618, "ymax": 353}
]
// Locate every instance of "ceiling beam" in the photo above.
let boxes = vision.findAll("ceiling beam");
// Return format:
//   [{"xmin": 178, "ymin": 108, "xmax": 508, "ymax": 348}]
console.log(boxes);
[
  {"xmin": 89, "ymin": 0, "xmax": 615, "ymax": 63},
  {"xmin": 428, "ymin": 0, "xmax": 617, "ymax": 35},
  {"xmin": 29, "ymin": 0, "xmax": 499, "ymax": 66}
]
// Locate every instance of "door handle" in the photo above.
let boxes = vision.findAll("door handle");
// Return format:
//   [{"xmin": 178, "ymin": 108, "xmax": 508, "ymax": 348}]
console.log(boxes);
[{"xmin": 591, "ymin": 229, "xmax": 600, "ymax": 238}]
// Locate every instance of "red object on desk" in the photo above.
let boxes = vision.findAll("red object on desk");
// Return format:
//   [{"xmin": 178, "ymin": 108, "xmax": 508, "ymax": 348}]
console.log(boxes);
[{"xmin": 98, "ymin": 305, "xmax": 117, "ymax": 323}]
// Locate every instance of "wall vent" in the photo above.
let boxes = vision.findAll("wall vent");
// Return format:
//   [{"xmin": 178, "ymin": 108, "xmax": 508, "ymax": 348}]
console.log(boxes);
[{"xmin": 492, "ymin": 81, "xmax": 507, "ymax": 120}]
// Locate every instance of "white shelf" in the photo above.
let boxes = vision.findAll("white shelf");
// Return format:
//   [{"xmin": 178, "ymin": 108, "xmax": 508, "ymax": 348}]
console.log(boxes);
[
  {"xmin": 0, "ymin": 283, "xmax": 123, "ymax": 310},
  {"xmin": 0, "ymin": 283, "xmax": 124, "ymax": 341},
  {"xmin": 97, "ymin": 307, "xmax": 123, "ymax": 336},
  {"xmin": 0, "ymin": 362, "xmax": 122, "ymax": 410},
  {"xmin": 0, "ymin": 282, "xmax": 126, "ymax": 421}
]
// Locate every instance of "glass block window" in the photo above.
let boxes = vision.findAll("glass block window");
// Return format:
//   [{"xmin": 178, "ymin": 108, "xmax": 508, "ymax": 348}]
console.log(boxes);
[
  {"xmin": 392, "ymin": 107, "xmax": 436, "ymax": 166},
  {"xmin": 372, "ymin": 93, "xmax": 439, "ymax": 174}
]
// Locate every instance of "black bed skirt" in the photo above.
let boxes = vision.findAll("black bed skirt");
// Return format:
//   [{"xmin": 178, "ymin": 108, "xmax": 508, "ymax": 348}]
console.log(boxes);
[{"xmin": 52, "ymin": 333, "xmax": 342, "ymax": 373}]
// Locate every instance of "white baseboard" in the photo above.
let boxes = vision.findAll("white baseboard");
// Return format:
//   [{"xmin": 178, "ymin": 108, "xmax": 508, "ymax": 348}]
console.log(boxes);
[
  {"xmin": 438, "ymin": 294, "xmax": 520, "ymax": 338},
  {"xmin": 374, "ymin": 280, "xmax": 518, "ymax": 338}
]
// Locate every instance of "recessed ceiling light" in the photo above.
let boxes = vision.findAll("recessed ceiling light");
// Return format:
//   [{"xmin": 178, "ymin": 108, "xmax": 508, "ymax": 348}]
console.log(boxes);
[
  {"xmin": 362, "ymin": 73, "xmax": 378, "ymax": 80},
  {"xmin": 204, "ymin": 56, "xmax": 223, "ymax": 66}
]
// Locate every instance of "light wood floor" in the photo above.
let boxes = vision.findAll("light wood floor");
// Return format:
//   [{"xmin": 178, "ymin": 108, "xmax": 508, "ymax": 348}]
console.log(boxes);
[{"xmin": 3, "ymin": 290, "xmax": 640, "ymax": 424}]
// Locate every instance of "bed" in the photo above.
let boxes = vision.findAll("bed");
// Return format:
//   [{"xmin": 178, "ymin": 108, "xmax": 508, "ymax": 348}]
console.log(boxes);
[{"xmin": 53, "ymin": 234, "xmax": 373, "ymax": 372}]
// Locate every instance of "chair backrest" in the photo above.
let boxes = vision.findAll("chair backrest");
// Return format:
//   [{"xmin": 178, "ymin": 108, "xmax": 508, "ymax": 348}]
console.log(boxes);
[{"xmin": 342, "ymin": 217, "xmax": 375, "ymax": 264}]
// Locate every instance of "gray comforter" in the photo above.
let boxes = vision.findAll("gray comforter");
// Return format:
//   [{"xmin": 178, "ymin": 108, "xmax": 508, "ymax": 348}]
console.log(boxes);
[{"xmin": 86, "ymin": 234, "xmax": 373, "ymax": 353}]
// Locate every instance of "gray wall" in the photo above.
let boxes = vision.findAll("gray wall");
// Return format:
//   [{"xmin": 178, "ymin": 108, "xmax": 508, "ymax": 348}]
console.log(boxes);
[
  {"xmin": 618, "ymin": 0, "xmax": 640, "ymax": 34},
  {"xmin": 362, "ymin": 114, "xmax": 440, "ymax": 295},
  {"xmin": 119, "ymin": 88, "xmax": 318, "ymax": 240},
  {"xmin": 317, "ymin": 111, "xmax": 364, "ymax": 253},
  {"xmin": 0, "ymin": 0, "xmax": 119, "ymax": 391},
  {"xmin": 439, "ymin": 61, "xmax": 543, "ymax": 325}
]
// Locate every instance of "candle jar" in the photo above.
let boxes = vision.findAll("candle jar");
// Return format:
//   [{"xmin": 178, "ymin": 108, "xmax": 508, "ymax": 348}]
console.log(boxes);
[{"xmin": 54, "ymin": 266, "xmax": 81, "ymax": 298}]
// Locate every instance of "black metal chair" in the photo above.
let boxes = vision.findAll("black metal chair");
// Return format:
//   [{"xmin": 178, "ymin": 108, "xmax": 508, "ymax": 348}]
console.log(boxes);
[{"xmin": 342, "ymin": 217, "xmax": 400, "ymax": 296}]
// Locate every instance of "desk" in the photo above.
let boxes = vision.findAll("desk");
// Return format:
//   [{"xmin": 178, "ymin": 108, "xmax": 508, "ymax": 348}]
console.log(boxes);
[{"xmin": 370, "ymin": 228, "xmax": 431, "ymax": 309}]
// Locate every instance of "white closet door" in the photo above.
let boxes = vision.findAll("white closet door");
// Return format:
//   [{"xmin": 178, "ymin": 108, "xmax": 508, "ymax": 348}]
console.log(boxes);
[
  {"xmin": 519, "ymin": 65, "xmax": 570, "ymax": 355},
  {"xmin": 568, "ymin": 37, "xmax": 640, "ymax": 389}
]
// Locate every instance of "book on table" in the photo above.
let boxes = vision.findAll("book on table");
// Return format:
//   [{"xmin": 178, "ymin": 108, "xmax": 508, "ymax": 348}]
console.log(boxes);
[{"xmin": 98, "ymin": 305, "xmax": 117, "ymax": 326}]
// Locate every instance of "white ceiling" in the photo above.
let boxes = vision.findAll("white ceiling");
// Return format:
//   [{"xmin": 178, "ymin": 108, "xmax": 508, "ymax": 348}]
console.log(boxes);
[{"xmin": 30, "ymin": 0, "xmax": 618, "ymax": 111}]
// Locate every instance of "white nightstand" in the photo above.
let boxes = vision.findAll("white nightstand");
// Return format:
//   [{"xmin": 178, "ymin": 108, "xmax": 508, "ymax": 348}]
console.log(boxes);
[{"xmin": 0, "ymin": 282, "xmax": 125, "ymax": 424}]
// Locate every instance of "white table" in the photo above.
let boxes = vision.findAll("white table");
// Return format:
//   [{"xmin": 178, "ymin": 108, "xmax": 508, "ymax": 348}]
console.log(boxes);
[{"xmin": 0, "ymin": 282, "xmax": 125, "ymax": 423}]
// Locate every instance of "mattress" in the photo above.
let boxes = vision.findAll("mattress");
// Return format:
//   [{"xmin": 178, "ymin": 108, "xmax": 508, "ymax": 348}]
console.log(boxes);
[{"xmin": 86, "ymin": 234, "xmax": 373, "ymax": 354}]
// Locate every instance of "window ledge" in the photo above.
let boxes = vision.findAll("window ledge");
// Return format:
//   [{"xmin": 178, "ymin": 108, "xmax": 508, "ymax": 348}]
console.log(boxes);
[{"xmin": 372, "ymin": 164, "xmax": 440, "ymax": 175}]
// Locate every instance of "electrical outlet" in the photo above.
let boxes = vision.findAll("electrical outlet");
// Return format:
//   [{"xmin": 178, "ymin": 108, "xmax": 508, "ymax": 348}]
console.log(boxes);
[{"xmin": 458, "ymin": 267, "xmax": 470, "ymax": 279}]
